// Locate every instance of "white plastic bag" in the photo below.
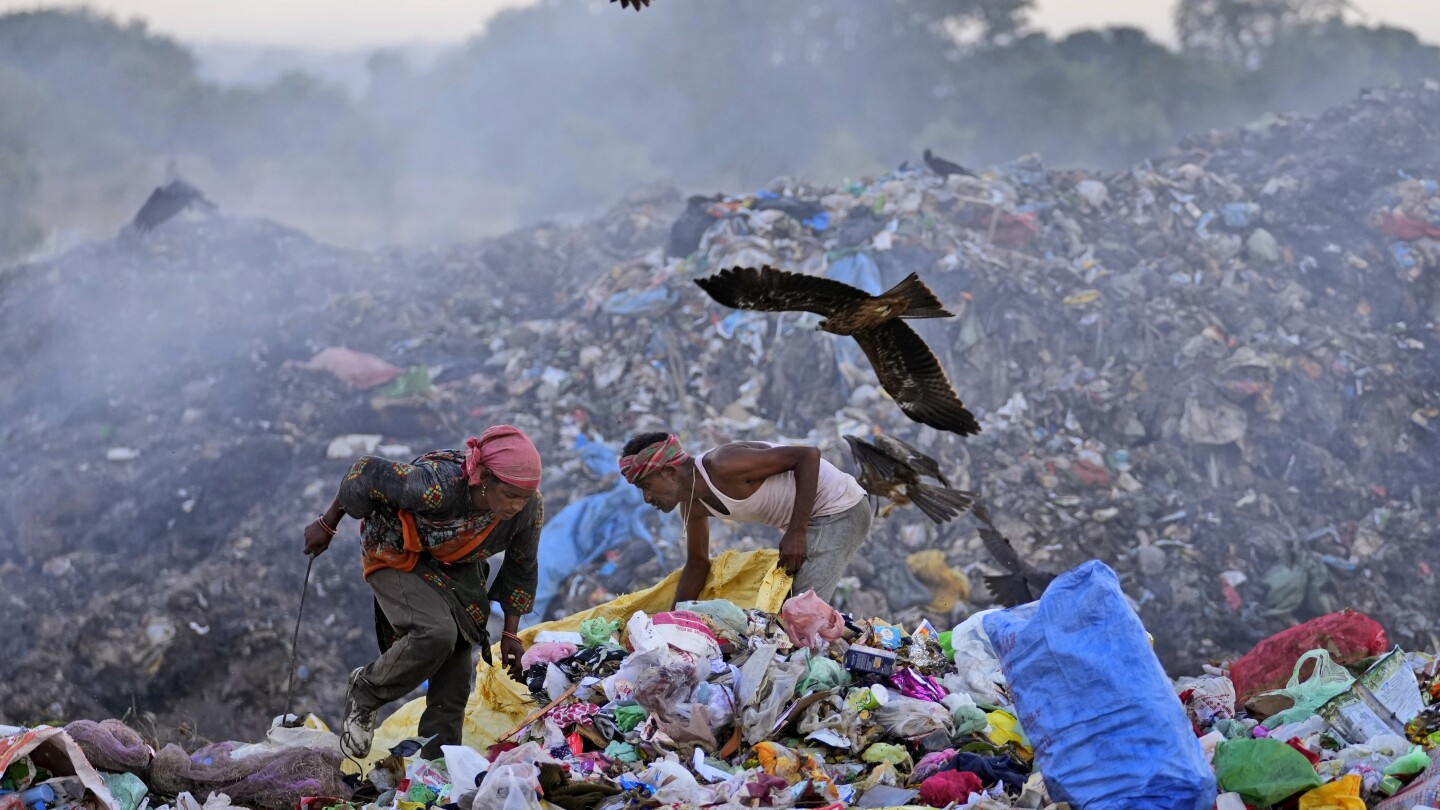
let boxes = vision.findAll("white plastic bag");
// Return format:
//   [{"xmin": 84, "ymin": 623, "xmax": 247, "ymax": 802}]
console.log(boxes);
[
  {"xmin": 875, "ymin": 697, "xmax": 954, "ymax": 739},
  {"xmin": 440, "ymin": 745, "xmax": 488, "ymax": 793},
  {"xmin": 637, "ymin": 757, "xmax": 707, "ymax": 806}
]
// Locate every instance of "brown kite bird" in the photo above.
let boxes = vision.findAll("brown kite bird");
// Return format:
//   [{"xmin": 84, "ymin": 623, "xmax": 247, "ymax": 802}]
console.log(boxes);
[
  {"xmin": 845, "ymin": 432, "xmax": 974, "ymax": 524},
  {"xmin": 694, "ymin": 265, "xmax": 981, "ymax": 436},
  {"xmin": 973, "ymin": 500, "xmax": 1055, "ymax": 607}
]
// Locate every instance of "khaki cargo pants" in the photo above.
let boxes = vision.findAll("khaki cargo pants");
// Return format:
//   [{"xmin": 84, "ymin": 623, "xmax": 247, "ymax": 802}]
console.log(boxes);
[{"xmin": 352, "ymin": 567, "xmax": 474, "ymax": 757}]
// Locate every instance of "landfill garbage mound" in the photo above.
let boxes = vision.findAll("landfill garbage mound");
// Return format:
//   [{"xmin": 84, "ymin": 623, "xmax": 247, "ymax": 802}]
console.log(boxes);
[{"xmin": 2, "ymin": 81, "xmax": 1439, "ymax": 752}]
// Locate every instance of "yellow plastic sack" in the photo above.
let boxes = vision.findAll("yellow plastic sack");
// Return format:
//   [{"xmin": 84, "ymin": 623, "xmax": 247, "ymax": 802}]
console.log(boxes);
[
  {"xmin": 359, "ymin": 549, "xmax": 790, "ymax": 771},
  {"xmin": 986, "ymin": 710, "xmax": 1031, "ymax": 753},
  {"xmin": 1298, "ymin": 775, "xmax": 1366, "ymax": 810}
]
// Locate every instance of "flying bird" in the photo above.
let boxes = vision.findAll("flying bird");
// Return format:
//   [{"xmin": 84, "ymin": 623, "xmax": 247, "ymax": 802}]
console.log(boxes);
[
  {"xmin": 131, "ymin": 179, "xmax": 216, "ymax": 233},
  {"xmin": 694, "ymin": 265, "xmax": 981, "ymax": 436},
  {"xmin": 973, "ymin": 501, "xmax": 1055, "ymax": 607},
  {"xmin": 844, "ymin": 433, "xmax": 974, "ymax": 524},
  {"xmin": 923, "ymin": 148, "xmax": 977, "ymax": 179},
  {"xmin": 611, "ymin": 0, "xmax": 652, "ymax": 9}
]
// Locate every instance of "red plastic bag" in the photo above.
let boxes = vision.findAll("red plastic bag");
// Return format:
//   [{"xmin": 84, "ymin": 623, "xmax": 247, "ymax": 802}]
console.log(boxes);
[{"xmin": 1229, "ymin": 610, "xmax": 1387, "ymax": 704}]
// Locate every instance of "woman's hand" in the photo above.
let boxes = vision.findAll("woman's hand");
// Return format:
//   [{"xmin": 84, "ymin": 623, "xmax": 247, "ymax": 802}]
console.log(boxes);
[
  {"xmin": 501, "ymin": 634, "xmax": 526, "ymax": 681},
  {"xmin": 302, "ymin": 520, "xmax": 334, "ymax": 556},
  {"xmin": 305, "ymin": 501, "xmax": 344, "ymax": 556}
]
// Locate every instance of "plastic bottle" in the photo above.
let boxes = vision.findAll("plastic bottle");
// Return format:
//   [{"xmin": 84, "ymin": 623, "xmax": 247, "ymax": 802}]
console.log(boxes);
[
  {"xmin": 1379, "ymin": 775, "xmax": 1402, "ymax": 797},
  {"xmin": 11, "ymin": 786, "xmax": 55, "ymax": 810}
]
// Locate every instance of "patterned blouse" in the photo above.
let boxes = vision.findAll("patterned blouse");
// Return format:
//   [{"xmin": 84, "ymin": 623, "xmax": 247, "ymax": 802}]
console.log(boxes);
[{"xmin": 337, "ymin": 449, "xmax": 543, "ymax": 616}]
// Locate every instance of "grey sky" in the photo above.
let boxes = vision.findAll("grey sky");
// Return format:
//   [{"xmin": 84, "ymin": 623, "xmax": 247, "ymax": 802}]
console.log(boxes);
[{"xmin": 1, "ymin": 0, "xmax": 1435, "ymax": 50}]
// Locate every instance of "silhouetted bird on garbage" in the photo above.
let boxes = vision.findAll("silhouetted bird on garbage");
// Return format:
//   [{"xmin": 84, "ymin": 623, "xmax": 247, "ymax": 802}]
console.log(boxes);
[
  {"xmin": 131, "ymin": 179, "xmax": 216, "ymax": 233},
  {"xmin": 611, "ymin": 0, "xmax": 652, "ymax": 9},
  {"xmin": 694, "ymin": 265, "xmax": 981, "ymax": 436},
  {"xmin": 845, "ymin": 432, "xmax": 974, "ymax": 524},
  {"xmin": 974, "ymin": 500, "xmax": 1055, "ymax": 607},
  {"xmin": 923, "ymin": 148, "xmax": 977, "ymax": 179}
]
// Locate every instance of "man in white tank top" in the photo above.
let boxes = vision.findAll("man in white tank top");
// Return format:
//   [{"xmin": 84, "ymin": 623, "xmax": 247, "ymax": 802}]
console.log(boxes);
[{"xmin": 618, "ymin": 432, "xmax": 872, "ymax": 603}]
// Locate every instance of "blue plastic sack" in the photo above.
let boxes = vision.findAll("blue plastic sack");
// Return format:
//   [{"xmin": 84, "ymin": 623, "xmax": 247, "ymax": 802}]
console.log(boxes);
[{"xmin": 983, "ymin": 561, "xmax": 1216, "ymax": 810}]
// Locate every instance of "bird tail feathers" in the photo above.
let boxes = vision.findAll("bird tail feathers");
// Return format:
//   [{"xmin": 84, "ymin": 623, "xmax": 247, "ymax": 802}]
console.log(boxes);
[
  {"xmin": 880, "ymin": 273, "xmax": 952, "ymax": 319},
  {"xmin": 909, "ymin": 483, "xmax": 974, "ymax": 524},
  {"xmin": 983, "ymin": 573, "xmax": 1034, "ymax": 608}
]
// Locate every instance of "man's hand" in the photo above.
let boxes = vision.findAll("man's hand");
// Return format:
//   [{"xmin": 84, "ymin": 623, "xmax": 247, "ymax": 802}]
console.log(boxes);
[
  {"xmin": 778, "ymin": 528, "xmax": 808, "ymax": 577},
  {"xmin": 501, "ymin": 634, "xmax": 526, "ymax": 681},
  {"xmin": 302, "ymin": 520, "xmax": 334, "ymax": 557}
]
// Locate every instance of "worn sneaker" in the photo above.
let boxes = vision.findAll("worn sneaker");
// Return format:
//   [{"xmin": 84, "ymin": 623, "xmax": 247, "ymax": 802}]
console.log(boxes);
[{"xmin": 339, "ymin": 667, "xmax": 376, "ymax": 759}]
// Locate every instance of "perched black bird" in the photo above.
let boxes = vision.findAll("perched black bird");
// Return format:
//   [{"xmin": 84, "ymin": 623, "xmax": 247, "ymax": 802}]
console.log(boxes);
[
  {"xmin": 611, "ymin": 0, "xmax": 652, "ymax": 9},
  {"xmin": 973, "ymin": 501, "xmax": 1056, "ymax": 607},
  {"xmin": 923, "ymin": 148, "xmax": 977, "ymax": 179},
  {"xmin": 694, "ymin": 265, "xmax": 980, "ymax": 436},
  {"xmin": 845, "ymin": 433, "xmax": 974, "ymax": 524},
  {"xmin": 666, "ymin": 194, "xmax": 722, "ymax": 258},
  {"xmin": 131, "ymin": 179, "xmax": 216, "ymax": 233}
]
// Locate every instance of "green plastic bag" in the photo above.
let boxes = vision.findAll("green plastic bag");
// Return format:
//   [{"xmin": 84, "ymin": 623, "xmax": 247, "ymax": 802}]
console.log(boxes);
[
  {"xmin": 101, "ymin": 772, "xmax": 148, "ymax": 810},
  {"xmin": 939, "ymin": 630, "xmax": 955, "ymax": 659},
  {"xmin": 796, "ymin": 655, "xmax": 849, "ymax": 695},
  {"xmin": 942, "ymin": 692, "xmax": 988, "ymax": 735},
  {"xmin": 1213, "ymin": 718, "xmax": 1253, "ymax": 739},
  {"xmin": 580, "ymin": 617, "xmax": 621, "ymax": 648},
  {"xmin": 1214, "ymin": 738, "xmax": 1322, "ymax": 806},
  {"xmin": 861, "ymin": 742, "xmax": 912, "ymax": 770},
  {"xmin": 604, "ymin": 741, "xmax": 639, "ymax": 762},
  {"xmin": 1260, "ymin": 649, "xmax": 1355, "ymax": 729},
  {"xmin": 1384, "ymin": 746, "xmax": 1430, "ymax": 777},
  {"xmin": 614, "ymin": 704, "xmax": 648, "ymax": 732}
]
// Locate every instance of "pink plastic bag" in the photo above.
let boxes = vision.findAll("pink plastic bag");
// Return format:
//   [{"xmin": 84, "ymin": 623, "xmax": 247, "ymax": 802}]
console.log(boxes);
[
  {"xmin": 521, "ymin": 642, "xmax": 577, "ymax": 670},
  {"xmin": 780, "ymin": 590, "xmax": 845, "ymax": 650},
  {"xmin": 290, "ymin": 347, "xmax": 403, "ymax": 390}
]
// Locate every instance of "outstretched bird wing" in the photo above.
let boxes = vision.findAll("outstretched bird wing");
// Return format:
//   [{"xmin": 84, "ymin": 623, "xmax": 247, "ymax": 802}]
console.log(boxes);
[
  {"xmin": 843, "ymin": 435, "xmax": 905, "ymax": 492},
  {"xmin": 973, "ymin": 501, "xmax": 1054, "ymax": 606},
  {"xmin": 872, "ymin": 433, "xmax": 948, "ymax": 486},
  {"xmin": 694, "ymin": 265, "xmax": 871, "ymax": 319},
  {"xmin": 611, "ymin": 0, "xmax": 652, "ymax": 9},
  {"xmin": 972, "ymin": 501, "xmax": 1021, "ymax": 574},
  {"xmin": 853, "ymin": 320, "xmax": 980, "ymax": 436}
]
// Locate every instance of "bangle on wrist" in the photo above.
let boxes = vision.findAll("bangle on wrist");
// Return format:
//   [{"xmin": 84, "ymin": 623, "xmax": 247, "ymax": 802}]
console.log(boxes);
[{"xmin": 316, "ymin": 515, "xmax": 337, "ymax": 536}]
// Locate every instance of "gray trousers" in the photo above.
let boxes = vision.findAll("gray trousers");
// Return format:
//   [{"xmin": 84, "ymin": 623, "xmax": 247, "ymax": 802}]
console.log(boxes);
[
  {"xmin": 791, "ymin": 499, "xmax": 874, "ymax": 601},
  {"xmin": 354, "ymin": 567, "xmax": 473, "ymax": 756}
]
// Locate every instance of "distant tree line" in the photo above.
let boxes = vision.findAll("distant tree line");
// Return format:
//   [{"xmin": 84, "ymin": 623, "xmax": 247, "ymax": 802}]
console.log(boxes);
[{"xmin": 1, "ymin": 0, "xmax": 1437, "ymax": 260}]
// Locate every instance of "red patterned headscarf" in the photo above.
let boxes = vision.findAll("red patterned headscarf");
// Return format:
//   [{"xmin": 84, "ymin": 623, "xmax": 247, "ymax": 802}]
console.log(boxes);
[
  {"xmin": 463, "ymin": 425, "xmax": 542, "ymax": 490},
  {"xmin": 618, "ymin": 434, "xmax": 689, "ymax": 484}
]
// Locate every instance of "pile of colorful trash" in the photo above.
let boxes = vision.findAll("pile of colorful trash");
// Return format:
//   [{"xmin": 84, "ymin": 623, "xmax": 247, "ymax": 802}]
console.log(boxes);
[{"xmin": 7, "ymin": 557, "xmax": 1437, "ymax": 810}]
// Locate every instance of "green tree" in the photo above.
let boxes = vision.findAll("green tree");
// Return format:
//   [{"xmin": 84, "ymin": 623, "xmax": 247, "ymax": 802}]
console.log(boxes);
[{"xmin": 1176, "ymin": 0, "xmax": 1346, "ymax": 64}]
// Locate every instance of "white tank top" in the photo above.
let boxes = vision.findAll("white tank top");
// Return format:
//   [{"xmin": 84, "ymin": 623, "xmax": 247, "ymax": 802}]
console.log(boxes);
[{"xmin": 693, "ymin": 443, "xmax": 866, "ymax": 529}]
